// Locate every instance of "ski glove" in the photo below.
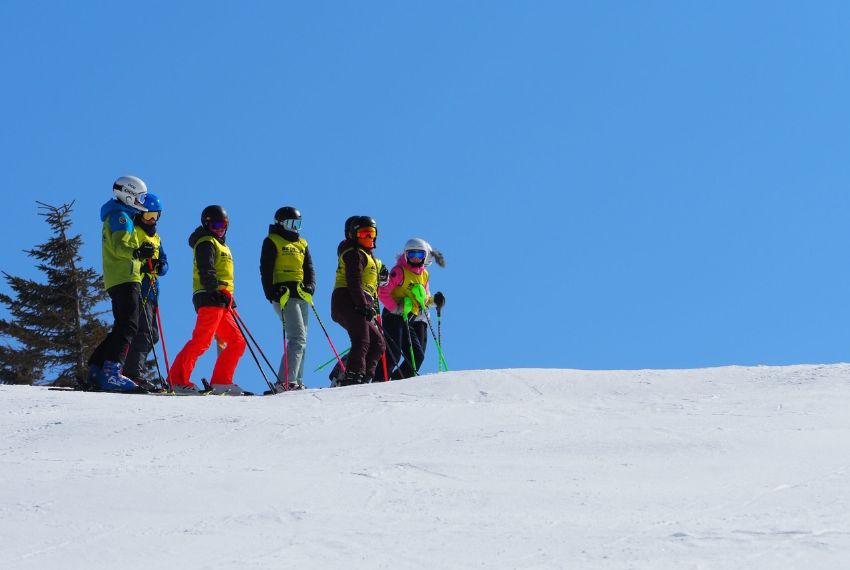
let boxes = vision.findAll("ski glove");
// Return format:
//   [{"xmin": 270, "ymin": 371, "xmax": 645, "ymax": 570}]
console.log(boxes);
[
  {"xmin": 133, "ymin": 243, "xmax": 156, "ymax": 260},
  {"xmin": 218, "ymin": 288, "xmax": 233, "ymax": 307},
  {"xmin": 275, "ymin": 283, "xmax": 290, "ymax": 298},
  {"xmin": 299, "ymin": 282, "xmax": 315, "ymax": 296},
  {"xmin": 141, "ymin": 258, "xmax": 165, "ymax": 275},
  {"xmin": 433, "ymin": 291, "xmax": 445, "ymax": 309},
  {"xmin": 354, "ymin": 303, "xmax": 376, "ymax": 320},
  {"xmin": 378, "ymin": 265, "xmax": 390, "ymax": 287},
  {"xmin": 296, "ymin": 282, "xmax": 314, "ymax": 305}
]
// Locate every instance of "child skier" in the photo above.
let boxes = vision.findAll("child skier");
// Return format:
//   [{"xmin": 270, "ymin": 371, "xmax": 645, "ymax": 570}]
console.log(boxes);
[
  {"xmin": 376, "ymin": 238, "xmax": 445, "ymax": 380},
  {"xmin": 87, "ymin": 175, "xmax": 155, "ymax": 392},
  {"xmin": 330, "ymin": 216, "xmax": 385, "ymax": 386},
  {"xmin": 167, "ymin": 205, "xmax": 247, "ymax": 395},
  {"xmin": 260, "ymin": 206, "xmax": 316, "ymax": 392},
  {"xmin": 123, "ymin": 193, "xmax": 169, "ymax": 391}
]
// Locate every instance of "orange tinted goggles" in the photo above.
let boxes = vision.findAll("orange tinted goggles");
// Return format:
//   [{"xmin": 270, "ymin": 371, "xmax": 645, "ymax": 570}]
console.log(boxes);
[{"xmin": 356, "ymin": 227, "xmax": 377, "ymax": 239}]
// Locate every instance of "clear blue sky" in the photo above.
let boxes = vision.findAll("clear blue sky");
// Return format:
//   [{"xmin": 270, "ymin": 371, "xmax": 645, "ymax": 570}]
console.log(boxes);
[{"xmin": 2, "ymin": 2, "xmax": 848, "ymax": 392}]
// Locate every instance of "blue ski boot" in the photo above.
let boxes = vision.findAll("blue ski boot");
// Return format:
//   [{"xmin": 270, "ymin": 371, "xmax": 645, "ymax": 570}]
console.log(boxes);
[{"xmin": 96, "ymin": 361, "xmax": 142, "ymax": 393}]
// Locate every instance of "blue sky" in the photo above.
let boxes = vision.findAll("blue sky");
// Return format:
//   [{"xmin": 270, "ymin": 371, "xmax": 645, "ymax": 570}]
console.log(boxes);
[{"xmin": 1, "ymin": 1, "xmax": 848, "ymax": 392}]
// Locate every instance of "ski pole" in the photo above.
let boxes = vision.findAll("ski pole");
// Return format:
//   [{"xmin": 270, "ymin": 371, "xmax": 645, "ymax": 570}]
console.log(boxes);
[
  {"xmin": 374, "ymin": 313, "xmax": 409, "ymax": 380},
  {"xmin": 297, "ymin": 283, "xmax": 346, "ymax": 374},
  {"xmin": 230, "ymin": 307, "xmax": 276, "ymax": 393},
  {"xmin": 437, "ymin": 305, "xmax": 443, "ymax": 355},
  {"xmin": 402, "ymin": 298, "xmax": 419, "ymax": 377},
  {"xmin": 140, "ymin": 295, "xmax": 166, "ymax": 389},
  {"xmin": 375, "ymin": 312, "xmax": 390, "ymax": 381},
  {"xmin": 410, "ymin": 285, "xmax": 448, "ymax": 372},
  {"xmin": 279, "ymin": 289, "xmax": 291, "ymax": 391},
  {"xmin": 143, "ymin": 267, "xmax": 171, "ymax": 390},
  {"xmin": 421, "ymin": 308, "xmax": 448, "ymax": 372},
  {"xmin": 376, "ymin": 317, "xmax": 405, "ymax": 357},
  {"xmin": 435, "ymin": 294, "xmax": 446, "ymax": 371},
  {"xmin": 149, "ymin": 278, "xmax": 172, "ymax": 385},
  {"xmin": 230, "ymin": 308, "xmax": 281, "ymax": 386},
  {"xmin": 314, "ymin": 347, "xmax": 350, "ymax": 372},
  {"xmin": 155, "ymin": 306, "xmax": 171, "ymax": 380}
]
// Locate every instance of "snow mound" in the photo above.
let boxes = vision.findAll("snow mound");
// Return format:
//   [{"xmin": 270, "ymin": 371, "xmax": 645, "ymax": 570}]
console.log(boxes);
[{"xmin": 2, "ymin": 364, "xmax": 849, "ymax": 569}]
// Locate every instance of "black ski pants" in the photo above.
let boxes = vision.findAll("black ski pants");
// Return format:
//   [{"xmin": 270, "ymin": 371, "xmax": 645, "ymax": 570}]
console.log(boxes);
[
  {"xmin": 123, "ymin": 300, "xmax": 159, "ymax": 379},
  {"xmin": 375, "ymin": 309, "xmax": 427, "ymax": 381},
  {"xmin": 88, "ymin": 281, "xmax": 141, "ymax": 367},
  {"xmin": 331, "ymin": 288, "xmax": 385, "ymax": 378}
]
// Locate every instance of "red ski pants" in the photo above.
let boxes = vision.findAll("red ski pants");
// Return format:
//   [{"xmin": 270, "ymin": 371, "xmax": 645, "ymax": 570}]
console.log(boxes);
[{"xmin": 168, "ymin": 307, "xmax": 246, "ymax": 385}]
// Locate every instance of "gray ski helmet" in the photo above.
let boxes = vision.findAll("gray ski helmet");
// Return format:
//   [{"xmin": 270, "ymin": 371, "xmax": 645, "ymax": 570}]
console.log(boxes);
[
  {"xmin": 113, "ymin": 175, "xmax": 148, "ymax": 211},
  {"xmin": 404, "ymin": 237, "xmax": 431, "ymax": 265},
  {"xmin": 404, "ymin": 237, "xmax": 430, "ymax": 254},
  {"xmin": 274, "ymin": 206, "xmax": 301, "ymax": 223}
]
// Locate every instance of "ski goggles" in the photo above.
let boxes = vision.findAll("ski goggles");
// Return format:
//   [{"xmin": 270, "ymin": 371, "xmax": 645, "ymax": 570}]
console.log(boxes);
[
  {"xmin": 356, "ymin": 227, "xmax": 377, "ymax": 239},
  {"xmin": 141, "ymin": 211, "xmax": 161, "ymax": 222},
  {"xmin": 208, "ymin": 219, "xmax": 228, "ymax": 232},
  {"xmin": 280, "ymin": 218, "xmax": 302, "ymax": 231},
  {"xmin": 406, "ymin": 249, "xmax": 426, "ymax": 261}
]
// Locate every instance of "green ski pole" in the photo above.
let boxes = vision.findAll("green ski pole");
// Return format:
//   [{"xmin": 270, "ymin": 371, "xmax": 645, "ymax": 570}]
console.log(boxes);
[
  {"xmin": 402, "ymin": 297, "xmax": 419, "ymax": 376},
  {"xmin": 315, "ymin": 347, "xmax": 351, "ymax": 372},
  {"xmin": 410, "ymin": 285, "xmax": 448, "ymax": 372}
]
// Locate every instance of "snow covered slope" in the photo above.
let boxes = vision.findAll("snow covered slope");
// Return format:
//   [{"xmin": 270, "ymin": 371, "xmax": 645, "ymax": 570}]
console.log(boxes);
[{"xmin": 2, "ymin": 365, "xmax": 849, "ymax": 569}]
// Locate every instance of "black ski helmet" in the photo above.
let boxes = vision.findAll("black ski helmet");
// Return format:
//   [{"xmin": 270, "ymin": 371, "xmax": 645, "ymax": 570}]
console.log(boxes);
[
  {"xmin": 274, "ymin": 206, "xmax": 301, "ymax": 223},
  {"xmin": 201, "ymin": 205, "xmax": 228, "ymax": 228},
  {"xmin": 344, "ymin": 215, "xmax": 359, "ymax": 238},
  {"xmin": 347, "ymin": 215, "xmax": 377, "ymax": 240}
]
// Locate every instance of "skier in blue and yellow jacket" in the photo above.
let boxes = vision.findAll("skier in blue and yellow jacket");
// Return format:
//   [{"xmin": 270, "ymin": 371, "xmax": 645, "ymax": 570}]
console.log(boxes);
[
  {"xmin": 87, "ymin": 176, "xmax": 156, "ymax": 392},
  {"xmin": 122, "ymin": 193, "xmax": 169, "ymax": 390}
]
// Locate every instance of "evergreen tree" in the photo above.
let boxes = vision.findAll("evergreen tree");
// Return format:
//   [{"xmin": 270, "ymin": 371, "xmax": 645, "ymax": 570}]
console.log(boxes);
[{"xmin": 0, "ymin": 201, "xmax": 109, "ymax": 387}]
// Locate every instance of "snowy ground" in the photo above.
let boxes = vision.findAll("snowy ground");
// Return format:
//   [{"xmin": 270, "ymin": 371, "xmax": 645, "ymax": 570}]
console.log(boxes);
[{"xmin": 2, "ymin": 365, "xmax": 849, "ymax": 569}]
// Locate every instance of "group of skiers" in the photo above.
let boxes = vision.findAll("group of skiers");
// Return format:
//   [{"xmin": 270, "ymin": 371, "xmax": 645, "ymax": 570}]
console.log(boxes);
[{"xmin": 85, "ymin": 175, "xmax": 446, "ymax": 395}]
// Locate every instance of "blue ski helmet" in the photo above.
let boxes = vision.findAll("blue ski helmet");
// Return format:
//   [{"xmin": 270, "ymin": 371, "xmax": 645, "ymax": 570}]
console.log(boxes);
[{"xmin": 140, "ymin": 193, "xmax": 162, "ymax": 213}]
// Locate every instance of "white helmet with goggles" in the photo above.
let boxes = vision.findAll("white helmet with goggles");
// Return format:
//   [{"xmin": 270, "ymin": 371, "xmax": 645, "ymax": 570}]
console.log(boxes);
[
  {"xmin": 113, "ymin": 175, "xmax": 148, "ymax": 212},
  {"xmin": 404, "ymin": 238, "xmax": 431, "ymax": 266}
]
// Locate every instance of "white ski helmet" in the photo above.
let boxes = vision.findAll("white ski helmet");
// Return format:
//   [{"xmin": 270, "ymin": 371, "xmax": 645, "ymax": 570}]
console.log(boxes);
[
  {"xmin": 112, "ymin": 175, "xmax": 148, "ymax": 212},
  {"xmin": 404, "ymin": 237, "xmax": 432, "ymax": 266}
]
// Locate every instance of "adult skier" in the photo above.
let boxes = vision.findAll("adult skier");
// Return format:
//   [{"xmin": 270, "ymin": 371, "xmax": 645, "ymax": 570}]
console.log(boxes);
[
  {"xmin": 87, "ymin": 175, "xmax": 154, "ymax": 392},
  {"xmin": 167, "ymin": 205, "xmax": 248, "ymax": 395},
  {"xmin": 376, "ymin": 238, "xmax": 445, "ymax": 379},
  {"xmin": 122, "ymin": 193, "xmax": 168, "ymax": 390},
  {"xmin": 260, "ymin": 206, "xmax": 316, "ymax": 392},
  {"xmin": 330, "ymin": 216, "xmax": 385, "ymax": 386}
]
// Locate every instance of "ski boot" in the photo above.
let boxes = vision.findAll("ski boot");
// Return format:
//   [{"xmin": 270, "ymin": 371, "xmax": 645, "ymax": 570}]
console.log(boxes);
[
  {"xmin": 97, "ymin": 361, "xmax": 142, "ymax": 393},
  {"xmin": 208, "ymin": 382, "xmax": 252, "ymax": 396},
  {"xmin": 340, "ymin": 370, "xmax": 366, "ymax": 386},
  {"xmin": 328, "ymin": 355, "xmax": 349, "ymax": 388},
  {"xmin": 263, "ymin": 381, "xmax": 305, "ymax": 395},
  {"xmin": 170, "ymin": 383, "xmax": 202, "ymax": 395},
  {"xmin": 264, "ymin": 382, "xmax": 287, "ymax": 395},
  {"xmin": 129, "ymin": 376, "xmax": 161, "ymax": 393}
]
